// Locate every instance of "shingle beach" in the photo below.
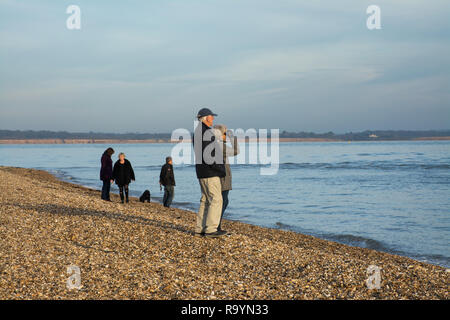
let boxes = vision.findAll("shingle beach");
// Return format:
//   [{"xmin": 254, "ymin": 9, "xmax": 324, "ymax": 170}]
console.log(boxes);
[{"xmin": 0, "ymin": 166, "xmax": 448, "ymax": 299}]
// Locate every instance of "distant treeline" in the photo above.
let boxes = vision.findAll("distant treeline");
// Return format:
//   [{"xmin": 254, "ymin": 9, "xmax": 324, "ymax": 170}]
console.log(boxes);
[
  {"xmin": 0, "ymin": 129, "xmax": 449, "ymax": 141},
  {"xmin": 0, "ymin": 130, "xmax": 171, "ymax": 140},
  {"xmin": 280, "ymin": 130, "xmax": 450, "ymax": 141}
]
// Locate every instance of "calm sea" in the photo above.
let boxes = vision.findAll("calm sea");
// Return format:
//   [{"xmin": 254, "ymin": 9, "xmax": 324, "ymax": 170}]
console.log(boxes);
[{"xmin": 1, "ymin": 141, "xmax": 449, "ymax": 268}]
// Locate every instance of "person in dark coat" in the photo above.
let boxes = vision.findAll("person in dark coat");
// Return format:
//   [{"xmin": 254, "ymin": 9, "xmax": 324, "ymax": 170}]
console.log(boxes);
[
  {"xmin": 193, "ymin": 107, "xmax": 226, "ymax": 238},
  {"xmin": 194, "ymin": 120, "xmax": 226, "ymax": 180},
  {"xmin": 112, "ymin": 152, "xmax": 135, "ymax": 203},
  {"xmin": 159, "ymin": 156, "xmax": 176, "ymax": 208},
  {"xmin": 100, "ymin": 147, "xmax": 115, "ymax": 201}
]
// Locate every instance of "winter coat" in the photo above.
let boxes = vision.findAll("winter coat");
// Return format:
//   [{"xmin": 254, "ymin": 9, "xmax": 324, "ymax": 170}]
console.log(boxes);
[
  {"xmin": 100, "ymin": 152, "xmax": 113, "ymax": 181},
  {"xmin": 193, "ymin": 121, "xmax": 226, "ymax": 179},
  {"xmin": 112, "ymin": 159, "xmax": 135, "ymax": 186},
  {"xmin": 220, "ymin": 136, "xmax": 240, "ymax": 191},
  {"xmin": 159, "ymin": 163, "xmax": 176, "ymax": 186}
]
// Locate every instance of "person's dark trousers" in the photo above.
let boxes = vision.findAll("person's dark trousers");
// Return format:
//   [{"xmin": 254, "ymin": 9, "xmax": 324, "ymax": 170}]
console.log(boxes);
[
  {"xmin": 163, "ymin": 185, "xmax": 175, "ymax": 208},
  {"xmin": 101, "ymin": 179, "xmax": 111, "ymax": 200},
  {"xmin": 218, "ymin": 190, "xmax": 229, "ymax": 231},
  {"xmin": 119, "ymin": 184, "xmax": 129, "ymax": 203}
]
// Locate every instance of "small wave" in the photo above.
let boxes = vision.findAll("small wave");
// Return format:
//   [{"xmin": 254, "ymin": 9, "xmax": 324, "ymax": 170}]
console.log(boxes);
[
  {"xmin": 411, "ymin": 253, "xmax": 450, "ymax": 268},
  {"xmin": 49, "ymin": 169, "xmax": 78, "ymax": 182},
  {"xmin": 143, "ymin": 161, "xmax": 450, "ymax": 171},
  {"xmin": 135, "ymin": 165, "xmax": 162, "ymax": 170},
  {"xmin": 277, "ymin": 162, "xmax": 450, "ymax": 171},
  {"xmin": 60, "ymin": 166, "xmax": 93, "ymax": 170},
  {"xmin": 273, "ymin": 223, "xmax": 387, "ymax": 252},
  {"xmin": 322, "ymin": 233, "xmax": 387, "ymax": 251},
  {"xmin": 275, "ymin": 221, "xmax": 292, "ymax": 229}
]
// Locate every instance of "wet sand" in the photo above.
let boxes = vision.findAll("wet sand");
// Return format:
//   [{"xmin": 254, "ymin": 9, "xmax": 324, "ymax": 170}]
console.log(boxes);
[{"xmin": 0, "ymin": 166, "xmax": 448, "ymax": 299}]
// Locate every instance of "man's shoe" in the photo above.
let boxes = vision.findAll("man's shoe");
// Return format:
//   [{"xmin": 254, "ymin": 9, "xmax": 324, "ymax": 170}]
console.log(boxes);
[
  {"xmin": 194, "ymin": 232, "xmax": 205, "ymax": 237},
  {"xmin": 205, "ymin": 230, "xmax": 227, "ymax": 238}
]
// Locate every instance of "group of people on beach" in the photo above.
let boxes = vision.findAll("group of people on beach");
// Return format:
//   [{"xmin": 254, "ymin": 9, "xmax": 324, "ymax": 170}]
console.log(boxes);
[
  {"xmin": 100, "ymin": 150, "xmax": 175, "ymax": 206},
  {"xmin": 99, "ymin": 107, "xmax": 239, "ymax": 238}
]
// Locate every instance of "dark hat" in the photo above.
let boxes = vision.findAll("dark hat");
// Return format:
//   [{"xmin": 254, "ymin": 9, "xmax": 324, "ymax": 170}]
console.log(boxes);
[{"xmin": 197, "ymin": 107, "xmax": 217, "ymax": 118}]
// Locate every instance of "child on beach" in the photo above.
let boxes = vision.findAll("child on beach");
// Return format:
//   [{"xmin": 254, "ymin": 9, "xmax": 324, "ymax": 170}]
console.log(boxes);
[{"xmin": 112, "ymin": 153, "xmax": 135, "ymax": 203}]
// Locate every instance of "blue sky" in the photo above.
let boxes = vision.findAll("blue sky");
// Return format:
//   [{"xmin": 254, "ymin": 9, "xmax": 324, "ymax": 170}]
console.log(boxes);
[{"xmin": 0, "ymin": 0, "xmax": 449, "ymax": 133}]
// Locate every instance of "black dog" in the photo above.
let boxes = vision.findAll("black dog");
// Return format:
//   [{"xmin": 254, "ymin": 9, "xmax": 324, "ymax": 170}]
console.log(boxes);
[{"xmin": 139, "ymin": 190, "xmax": 151, "ymax": 203}]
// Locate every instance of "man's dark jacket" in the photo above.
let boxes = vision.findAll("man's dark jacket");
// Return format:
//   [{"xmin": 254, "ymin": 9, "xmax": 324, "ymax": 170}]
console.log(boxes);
[
  {"xmin": 100, "ymin": 152, "xmax": 113, "ymax": 181},
  {"xmin": 193, "ymin": 121, "xmax": 226, "ymax": 179},
  {"xmin": 160, "ymin": 163, "xmax": 176, "ymax": 186}
]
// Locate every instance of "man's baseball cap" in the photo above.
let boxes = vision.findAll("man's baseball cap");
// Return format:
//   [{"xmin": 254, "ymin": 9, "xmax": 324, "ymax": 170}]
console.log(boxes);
[{"xmin": 197, "ymin": 107, "xmax": 217, "ymax": 118}]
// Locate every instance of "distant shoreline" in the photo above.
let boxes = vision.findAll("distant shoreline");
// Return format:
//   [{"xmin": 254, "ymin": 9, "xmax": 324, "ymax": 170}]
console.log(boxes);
[{"xmin": 1, "ymin": 137, "xmax": 450, "ymax": 144}]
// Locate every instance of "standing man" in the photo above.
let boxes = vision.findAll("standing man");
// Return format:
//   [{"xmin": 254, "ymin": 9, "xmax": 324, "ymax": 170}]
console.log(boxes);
[
  {"xmin": 159, "ymin": 156, "xmax": 176, "ymax": 208},
  {"xmin": 193, "ymin": 107, "xmax": 226, "ymax": 238}
]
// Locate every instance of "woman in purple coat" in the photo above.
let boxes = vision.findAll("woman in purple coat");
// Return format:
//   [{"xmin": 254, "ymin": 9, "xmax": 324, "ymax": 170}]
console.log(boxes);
[{"xmin": 100, "ymin": 147, "xmax": 115, "ymax": 201}]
